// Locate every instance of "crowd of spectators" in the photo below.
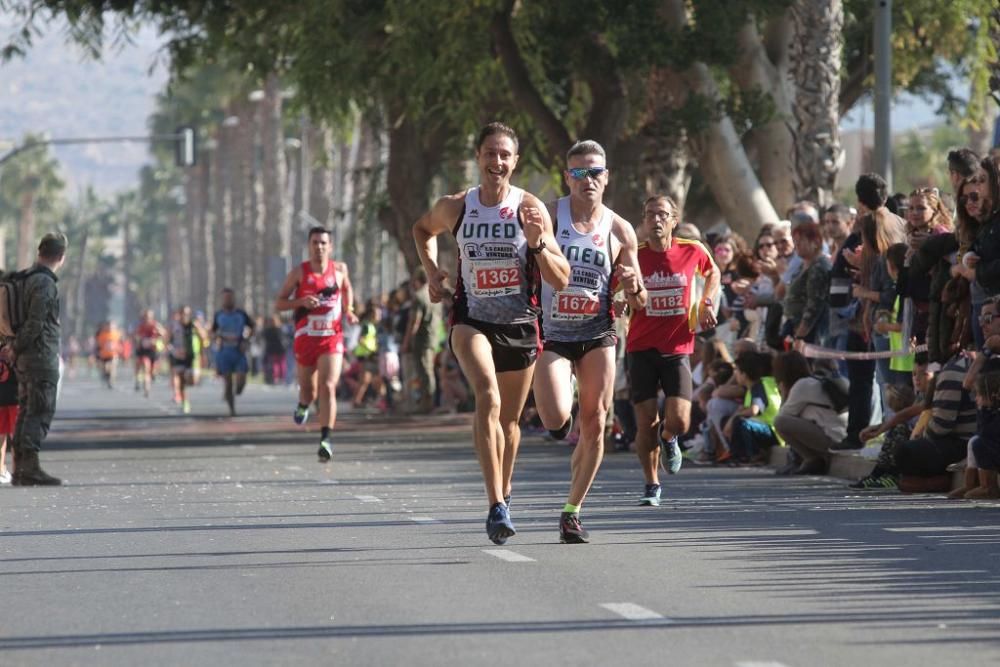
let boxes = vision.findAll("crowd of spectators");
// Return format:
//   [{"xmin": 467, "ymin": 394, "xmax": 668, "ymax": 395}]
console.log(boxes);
[{"xmin": 618, "ymin": 148, "xmax": 1000, "ymax": 498}]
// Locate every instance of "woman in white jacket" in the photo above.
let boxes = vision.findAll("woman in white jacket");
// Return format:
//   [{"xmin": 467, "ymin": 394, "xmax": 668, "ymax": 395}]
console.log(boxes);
[{"xmin": 772, "ymin": 351, "xmax": 849, "ymax": 475}]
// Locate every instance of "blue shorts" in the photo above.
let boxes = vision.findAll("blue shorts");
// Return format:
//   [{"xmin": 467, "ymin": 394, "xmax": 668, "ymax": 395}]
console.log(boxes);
[{"xmin": 216, "ymin": 347, "xmax": 249, "ymax": 375}]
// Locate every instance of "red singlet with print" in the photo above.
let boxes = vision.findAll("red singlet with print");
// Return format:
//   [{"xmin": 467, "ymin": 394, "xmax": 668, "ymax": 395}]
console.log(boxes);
[
  {"xmin": 293, "ymin": 260, "xmax": 345, "ymax": 366},
  {"xmin": 136, "ymin": 321, "xmax": 161, "ymax": 351},
  {"xmin": 626, "ymin": 239, "xmax": 716, "ymax": 356}
]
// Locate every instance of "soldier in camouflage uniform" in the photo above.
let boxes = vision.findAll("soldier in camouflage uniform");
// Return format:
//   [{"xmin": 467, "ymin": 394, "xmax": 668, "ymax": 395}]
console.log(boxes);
[{"xmin": 11, "ymin": 232, "xmax": 66, "ymax": 486}]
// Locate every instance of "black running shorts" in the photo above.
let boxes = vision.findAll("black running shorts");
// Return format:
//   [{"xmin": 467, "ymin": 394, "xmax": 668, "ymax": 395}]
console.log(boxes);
[
  {"xmin": 451, "ymin": 317, "xmax": 538, "ymax": 373},
  {"xmin": 543, "ymin": 333, "xmax": 616, "ymax": 363},
  {"xmin": 627, "ymin": 350, "xmax": 692, "ymax": 404}
]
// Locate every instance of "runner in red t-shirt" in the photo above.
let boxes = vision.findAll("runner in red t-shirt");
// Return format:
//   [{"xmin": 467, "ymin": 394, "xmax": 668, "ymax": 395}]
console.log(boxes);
[
  {"xmin": 626, "ymin": 196, "xmax": 720, "ymax": 506},
  {"xmin": 134, "ymin": 309, "xmax": 166, "ymax": 398},
  {"xmin": 276, "ymin": 227, "xmax": 358, "ymax": 463}
]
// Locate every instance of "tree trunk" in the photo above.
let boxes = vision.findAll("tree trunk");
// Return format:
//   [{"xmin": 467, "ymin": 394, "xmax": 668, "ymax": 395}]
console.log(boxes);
[
  {"xmin": 661, "ymin": 0, "xmax": 779, "ymax": 238},
  {"xmin": 212, "ymin": 117, "xmax": 234, "ymax": 314},
  {"xmin": 684, "ymin": 62, "xmax": 780, "ymax": 238},
  {"xmin": 730, "ymin": 16, "xmax": 798, "ymax": 215},
  {"xmin": 308, "ymin": 122, "xmax": 335, "ymax": 254},
  {"xmin": 16, "ymin": 188, "xmax": 36, "ymax": 269},
  {"xmin": 383, "ymin": 109, "xmax": 453, "ymax": 273},
  {"xmin": 789, "ymin": 0, "xmax": 844, "ymax": 207},
  {"xmin": 260, "ymin": 74, "xmax": 289, "ymax": 315}
]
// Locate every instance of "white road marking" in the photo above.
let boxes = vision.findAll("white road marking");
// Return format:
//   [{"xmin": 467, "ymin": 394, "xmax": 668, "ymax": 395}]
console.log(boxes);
[
  {"xmin": 482, "ymin": 549, "xmax": 535, "ymax": 562},
  {"xmin": 599, "ymin": 603, "xmax": 665, "ymax": 621},
  {"xmin": 885, "ymin": 526, "xmax": 1000, "ymax": 533},
  {"xmin": 735, "ymin": 662, "xmax": 790, "ymax": 667},
  {"xmin": 409, "ymin": 517, "xmax": 441, "ymax": 524},
  {"xmin": 354, "ymin": 495, "xmax": 382, "ymax": 503}
]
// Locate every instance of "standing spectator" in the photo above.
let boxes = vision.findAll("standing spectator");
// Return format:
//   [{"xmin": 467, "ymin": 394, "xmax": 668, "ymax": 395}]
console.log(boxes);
[
  {"xmin": 821, "ymin": 204, "xmax": 854, "ymax": 259},
  {"xmin": 0, "ymin": 345, "xmax": 17, "ymax": 485},
  {"xmin": 402, "ymin": 268, "xmax": 442, "ymax": 414},
  {"xmin": 834, "ymin": 174, "xmax": 904, "ymax": 450},
  {"xmin": 10, "ymin": 232, "xmax": 67, "ymax": 486},
  {"xmin": 713, "ymin": 234, "xmax": 749, "ymax": 342},
  {"xmin": 772, "ymin": 352, "xmax": 848, "ymax": 475},
  {"xmin": 740, "ymin": 232, "xmax": 778, "ymax": 329},
  {"xmin": 352, "ymin": 303, "xmax": 381, "ymax": 408},
  {"xmin": 903, "ymin": 187, "xmax": 953, "ymax": 345},
  {"xmin": 856, "ymin": 210, "xmax": 907, "ymax": 404},
  {"xmin": 262, "ymin": 315, "xmax": 287, "ymax": 384},
  {"xmin": 782, "ymin": 222, "xmax": 831, "ymax": 344},
  {"xmin": 966, "ymin": 155, "xmax": 1000, "ymax": 298},
  {"xmin": 947, "ymin": 149, "xmax": 982, "ymax": 205}
]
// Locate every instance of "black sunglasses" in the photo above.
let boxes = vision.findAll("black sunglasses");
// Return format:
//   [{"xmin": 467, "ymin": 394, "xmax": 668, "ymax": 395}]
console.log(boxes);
[
  {"xmin": 758, "ymin": 241, "xmax": 775, "ymax": 248},
  {"xmin": 960, "ymin": 191, "xmax": 982, "ymax": 205}
]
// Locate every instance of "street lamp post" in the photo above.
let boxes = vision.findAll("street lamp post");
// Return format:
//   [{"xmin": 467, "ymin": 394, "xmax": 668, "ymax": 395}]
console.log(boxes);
[{"xmin": 873, "ymin": 0, "xmax": 893, "ymax": 188}]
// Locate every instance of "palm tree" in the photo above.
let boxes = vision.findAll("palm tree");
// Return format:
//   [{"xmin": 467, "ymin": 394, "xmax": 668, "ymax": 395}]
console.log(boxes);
[{"xmin": 0, "ymin": 135, "xmax": 64, "ymax": 269}]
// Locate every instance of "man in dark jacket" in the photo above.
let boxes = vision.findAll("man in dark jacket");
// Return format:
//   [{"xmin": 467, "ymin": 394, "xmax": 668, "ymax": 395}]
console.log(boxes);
[{"xmin": 11, "ymin": 232, "xmax": 66, "ymax": 486}]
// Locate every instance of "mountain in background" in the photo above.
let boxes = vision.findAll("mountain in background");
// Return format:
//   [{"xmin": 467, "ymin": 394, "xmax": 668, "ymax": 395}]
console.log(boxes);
[{"xmin": 0, "ymin": 19, "xmax": 169, "ymax": 196}]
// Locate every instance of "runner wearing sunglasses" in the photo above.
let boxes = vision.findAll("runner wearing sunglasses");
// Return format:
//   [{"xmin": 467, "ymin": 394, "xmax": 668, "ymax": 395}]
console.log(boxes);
[
  {"xmin": 534, "ymin": 140, "xmax": 645, "ymax": 543},
  {"xmin": 412, "ymin": 122, "xmax": 570, "ymax": 545}
]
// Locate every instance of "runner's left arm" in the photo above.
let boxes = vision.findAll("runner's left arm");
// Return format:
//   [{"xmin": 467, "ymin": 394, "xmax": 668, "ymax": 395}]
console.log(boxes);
[
  {"xmin": 339, "ymin": 262, "xmax": 358, "ymax": 324},
  {"xmin": 698, "ymin": 246, "xmax": 721, "ymax": 330},
  {"xmin": 521, "ymin": 193, "xmax": 569, "ymax": 291}
]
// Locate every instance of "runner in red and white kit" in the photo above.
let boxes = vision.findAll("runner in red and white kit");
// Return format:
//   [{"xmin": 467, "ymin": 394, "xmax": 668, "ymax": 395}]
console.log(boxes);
[
  {"xmin": 628, "ymin": 196, "xmax": 719, "ymax": 506},
  {"xmin": 413, "ymin": 122, "xmax": 570, "ymax": 545},
  {"xmin": 275, "ymin": 227, "xmax": 358, "ymax": 462},
  {"xmin": 133, "ymin": 309, "xmax": 166, "ymax": 398}
]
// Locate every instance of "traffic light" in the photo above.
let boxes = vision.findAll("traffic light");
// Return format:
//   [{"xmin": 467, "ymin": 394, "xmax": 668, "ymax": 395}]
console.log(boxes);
[{"xmin": 176, "ymin": 126, "xmax": 196, "ymax": 167}]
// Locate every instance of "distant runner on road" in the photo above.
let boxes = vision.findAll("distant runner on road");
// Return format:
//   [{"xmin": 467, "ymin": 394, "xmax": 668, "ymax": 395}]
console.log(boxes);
[
  {"xmin": 211, "ymin": 288, "xmax": 255, "ymax": 417},
  {"xmin": 276, "ymin": 227, "xmax": 357, "ymax": 463}
]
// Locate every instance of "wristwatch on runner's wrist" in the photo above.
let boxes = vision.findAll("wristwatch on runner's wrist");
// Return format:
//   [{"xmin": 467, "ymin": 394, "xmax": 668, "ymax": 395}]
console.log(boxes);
[
  {"xmin": 702, "ymin": 297, "xmax": 713, "ymax": 307},
  {"xmin": 527, "ymin": 239, "xmax": 546, "ymax": 255}
]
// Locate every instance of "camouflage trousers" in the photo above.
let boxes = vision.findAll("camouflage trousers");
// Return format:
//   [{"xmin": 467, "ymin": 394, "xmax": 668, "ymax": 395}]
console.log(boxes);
[{"xmin": 13, "ymin": 369, "xmax": 59, "ymax": 453}]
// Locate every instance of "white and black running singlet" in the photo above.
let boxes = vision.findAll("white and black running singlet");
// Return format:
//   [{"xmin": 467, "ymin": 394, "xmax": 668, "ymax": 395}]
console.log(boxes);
[
  {"xmin": 540, "ymin": 197, "xmax": 615, "ymax": 342},
  {"xmin": 452, "ymin": 186, "xmax": 538, "ymax": 325}
]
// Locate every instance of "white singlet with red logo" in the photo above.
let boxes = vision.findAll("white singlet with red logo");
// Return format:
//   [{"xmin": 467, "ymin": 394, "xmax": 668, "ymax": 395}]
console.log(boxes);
[
  {"xmin": 454, "ymin": 185, "xmax": 536, "ymax": 324},
  {"xmin": 540, "ymin": 197, "xmax": 614, "ymax": 342},
  {"xmin": 294, "ymin": 260, "xmax": 343, "ymax": 339}
]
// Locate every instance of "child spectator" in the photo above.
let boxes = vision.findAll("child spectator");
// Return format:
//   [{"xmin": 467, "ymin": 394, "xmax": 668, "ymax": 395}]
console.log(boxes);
[
  {"xmin": 852, "ymin": 384, "xmax": 917, "ymax": 489},
  {"xmin": 721, "ymin": 351, "xmax": 782, "ymax": 465},
  {"xmin": 0, "ymin": 346, "xmax": 18, "ymax": 485},
  {"xmin": 876, "ymin": 243, "xmax": 915, "ymax": 384},
  {"xmin": 952, "ymin": 359, "xmax": 1000, "ymax": 499}
]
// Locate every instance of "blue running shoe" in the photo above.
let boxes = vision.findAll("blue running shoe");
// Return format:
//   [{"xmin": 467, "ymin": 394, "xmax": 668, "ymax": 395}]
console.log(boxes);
[
  {"xmin": 659, "ymin": 432, "xmax": 683, "ymax": 475},
  {"xmin": 293, "ymin": 404, "xmax": 310, "ymax": 426},
  {"xmin": 638, "ymin": 483, "xmax": 661, "ymax": 506},
  {"xmin": 317, "ymin": 438, "xmax": 333, "ymax": 463},
  {"xmin": 486, "ymin": 502, "xmax": 516, "ymax": 545}
]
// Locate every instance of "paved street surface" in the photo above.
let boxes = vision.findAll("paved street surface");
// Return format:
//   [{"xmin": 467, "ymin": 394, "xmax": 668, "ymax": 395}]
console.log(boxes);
[{"xmin": 1, "ymin": 374, "xmax": 999, "ymax": 666}]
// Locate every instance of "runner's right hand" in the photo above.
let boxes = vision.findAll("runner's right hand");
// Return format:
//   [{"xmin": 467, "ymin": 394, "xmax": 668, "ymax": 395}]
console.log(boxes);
[
  {"xmin": 428, "ymin": 269, "xmax": 451, "ymax": 303},
  {"xmin": 299, "ymin": 295, "xmax": 321, "ymax": 310}
]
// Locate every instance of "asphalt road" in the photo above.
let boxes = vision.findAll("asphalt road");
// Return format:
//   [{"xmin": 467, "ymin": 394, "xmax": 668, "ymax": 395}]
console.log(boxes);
[{"xmin": 1, "ymin": 372, "xmax": 999, "ymax": 666}]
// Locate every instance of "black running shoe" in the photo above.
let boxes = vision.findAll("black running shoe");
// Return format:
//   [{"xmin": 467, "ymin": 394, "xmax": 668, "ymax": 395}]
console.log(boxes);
[{"xmin": 559, "ymin": 512, "xmax": 590, "ymax": 544}]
